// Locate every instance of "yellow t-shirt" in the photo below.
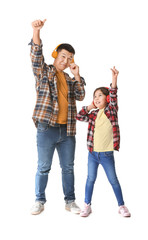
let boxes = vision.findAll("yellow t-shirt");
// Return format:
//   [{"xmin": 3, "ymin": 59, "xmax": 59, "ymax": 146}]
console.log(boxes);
[
  {"xmin": 94, "ymin": 108, "xmax": 114, "ymax": 152},
  {"xmin": 56, "ymin": 71, "xmax": 68, "ymax": 124}
]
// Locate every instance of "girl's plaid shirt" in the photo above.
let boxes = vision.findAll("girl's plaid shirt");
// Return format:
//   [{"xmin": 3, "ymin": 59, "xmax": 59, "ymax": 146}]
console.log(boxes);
[
  {"xmin": 29, "ymin": 40, "xmax": 85, "ymax": 136},
  {"xmin": 76, "ymin": 87, "xmax": 120, "ymax": 152}
]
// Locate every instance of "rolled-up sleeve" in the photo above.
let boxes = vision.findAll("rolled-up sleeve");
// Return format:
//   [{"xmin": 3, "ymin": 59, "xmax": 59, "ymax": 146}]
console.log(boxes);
[
  {"xmin": 73, "ymin": 77, "xmax": 86, "ymax": 101},
  {"xmin": 109, "ymin": 86, "xmax": 118, "ymax": 111},
  {"xmin": 76, "ymin": 106, "xmax": 89, "ymax": 122},
  {"xmin": 29, "ymin": 39, "xmax": 45, "ymax": 90}
]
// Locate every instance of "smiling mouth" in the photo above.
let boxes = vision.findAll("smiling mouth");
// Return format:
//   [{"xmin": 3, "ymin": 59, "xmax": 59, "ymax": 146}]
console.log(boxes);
[{"xmin": 61, "ymin": 64, "xmax": 67, "ymax": 67}]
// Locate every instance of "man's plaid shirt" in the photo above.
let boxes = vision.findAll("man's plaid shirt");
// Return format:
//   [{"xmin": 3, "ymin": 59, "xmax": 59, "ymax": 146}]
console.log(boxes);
[
  {"xmin": 30, "ymin": 40, "xmax": 85, "ymax": 136},
  {"xmin": 76, "ymin": 87, "xmax": 120, "ymax": 152}
]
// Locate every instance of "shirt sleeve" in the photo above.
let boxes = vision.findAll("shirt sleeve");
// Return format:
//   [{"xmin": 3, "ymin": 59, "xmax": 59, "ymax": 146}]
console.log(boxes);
[
  {"xmin": 108, "ymin": 86, "xmax": 118, "ymax": 111},
  {"xmin": 76, "ymin": 106, "xmax": 90, "ymax": 122},
  {"xmin": 72, "ymin": 77, "xmax": 86, "ymax": 101},
  {"xmin": 29, "ymin": 39, "xmax": 45, "ymax": 91}
]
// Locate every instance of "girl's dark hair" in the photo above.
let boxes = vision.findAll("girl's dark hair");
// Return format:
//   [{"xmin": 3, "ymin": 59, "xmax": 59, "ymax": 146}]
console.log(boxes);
[
  {"xmin": 57, "ymin": 43, "xmax": 75, "ymax": 55},
  {"xmin": 93, "ymin": 87, "xmax": 109, "ymax": 97}
]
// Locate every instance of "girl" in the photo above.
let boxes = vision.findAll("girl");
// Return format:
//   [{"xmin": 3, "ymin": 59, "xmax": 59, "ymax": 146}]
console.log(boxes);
[{"xmin": 76, "ymin": 67, "xmax": 131, "ymax": 217}]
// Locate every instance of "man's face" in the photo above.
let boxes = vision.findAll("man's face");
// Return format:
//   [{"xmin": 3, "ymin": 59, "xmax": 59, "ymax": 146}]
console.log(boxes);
[
  {"xmin": 93, "ymin": 90, "xmax": 107, "ymax": 109},
  {"xmin": 53, "ymin": 49, "xmax": 74, "ymax": 71}
]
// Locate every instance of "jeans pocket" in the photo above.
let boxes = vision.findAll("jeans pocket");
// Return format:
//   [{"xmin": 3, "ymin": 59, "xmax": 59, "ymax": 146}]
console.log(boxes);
[
  {"xmin": 104, "ymin": 151, "xmax": 113, "ymax": 157},
  {"xmin": 37, "ymin": 122, "xmax": 49, "ymax": 132}
]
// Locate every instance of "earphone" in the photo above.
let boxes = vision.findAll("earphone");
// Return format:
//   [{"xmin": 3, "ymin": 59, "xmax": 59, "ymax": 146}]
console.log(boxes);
[
  {"xmin": 106, "ymin": 87, "xmax": 110, "ymax": 103},
  {"xmin": 51, "ymin": 44, "xmax": 74, "ymax": 63},
  {"xmin": 106, "ymin": 95, "xmax": 110, "ymax": 103},
  {"xmin": 51, "ymin": 44, "xmax": 61, "ymax": 58}
]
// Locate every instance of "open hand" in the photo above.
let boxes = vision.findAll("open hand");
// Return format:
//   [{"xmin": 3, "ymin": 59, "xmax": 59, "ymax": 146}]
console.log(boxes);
[{"xmin": 87, "ymin": 101, "xmax": 97, "ymax": 111}]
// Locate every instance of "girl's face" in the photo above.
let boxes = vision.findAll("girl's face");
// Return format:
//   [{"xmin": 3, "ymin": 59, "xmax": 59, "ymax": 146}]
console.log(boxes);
[{"xmin": 93, "ymin": 90, "xmax": 107, "ymax": 109}]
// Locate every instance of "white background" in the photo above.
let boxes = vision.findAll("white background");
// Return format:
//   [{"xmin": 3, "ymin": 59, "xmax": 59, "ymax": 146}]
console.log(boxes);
[{"xmin": 0, "ymin": 0, "xmax": 148, "ymax": 239}]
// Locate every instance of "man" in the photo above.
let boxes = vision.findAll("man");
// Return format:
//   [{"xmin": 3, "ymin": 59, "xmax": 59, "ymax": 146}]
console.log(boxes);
[{"xmin": 29, "ymin": 19, "xmax": 85, "ymax": 215}]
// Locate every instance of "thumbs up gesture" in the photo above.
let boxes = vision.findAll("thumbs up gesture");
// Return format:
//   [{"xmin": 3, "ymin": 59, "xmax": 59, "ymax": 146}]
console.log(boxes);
[{"xmin": 32, "ymin": 19, "xmax": 47, "ymax": 31}]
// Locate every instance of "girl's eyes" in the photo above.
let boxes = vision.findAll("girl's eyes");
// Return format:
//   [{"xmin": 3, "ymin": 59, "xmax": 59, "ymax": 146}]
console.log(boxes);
[{"xmin": 95, "ymin": 95, "xmax": 102, "ymax": 98}]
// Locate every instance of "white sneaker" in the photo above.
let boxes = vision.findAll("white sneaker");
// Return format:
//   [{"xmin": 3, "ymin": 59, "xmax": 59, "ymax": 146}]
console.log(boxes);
[
  {"xmin": 65, "ymin": 201, "xmax": 81, "ymax": 214},
  {"xmin": 118, "ymin": 205, "xmax": 131, "ymax": 217},
  {"xmin": 31, "ymin": 201, "xmax": 44, "ymax": 215},
  {"xmin": 80, "ymin": 203, "xmax": 92, "ymax": 217}
]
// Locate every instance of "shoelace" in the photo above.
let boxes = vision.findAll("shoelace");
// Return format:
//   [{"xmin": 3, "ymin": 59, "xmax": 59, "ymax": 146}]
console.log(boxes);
[
  {"xmin": 35, "ymin": 202, "xmax": 43, "ymax": 209},
  {"xmin": 70, "ymin": 202, "xmax": 78, "ymax": 208},
  {"xmin": 120, "ymin": 206, "xmax": 128, "ymax": 213},
  {"xmin": 82, "ymin": 205, "xmax": 90, "ymax": 213}
]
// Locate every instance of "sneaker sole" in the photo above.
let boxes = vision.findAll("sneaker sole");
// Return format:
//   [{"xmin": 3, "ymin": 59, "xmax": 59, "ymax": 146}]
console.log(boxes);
[
  {"xmin": 80, "ymin": 210, "xmax": 92, "ymax": 217},
  {"xmin": 31, "ymin": 208, "xmax": 44, "ymax": 215},
  {"xmin": 118, "ymin": 212, "xmax": 131, "ymax": 217},
  {"xmin": 65, "ymin": 207, "xmax": 81, "ymax": 214}
]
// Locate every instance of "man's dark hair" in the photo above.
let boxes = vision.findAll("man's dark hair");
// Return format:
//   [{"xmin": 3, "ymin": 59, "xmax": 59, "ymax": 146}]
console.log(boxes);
[
  {"xmin": 57, "ymin": 43, "xmax": 75, "ymax": 55},
  {"xmin": 93, "ymin": 87, "xmax": 109, "ymax": 97}
]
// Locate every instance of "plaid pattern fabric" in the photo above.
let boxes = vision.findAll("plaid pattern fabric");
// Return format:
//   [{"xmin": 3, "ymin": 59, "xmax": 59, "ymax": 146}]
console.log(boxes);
[
  {"xmin": 76, "ymin": 87, "xmax": 120, "ymax": 152},
  {"xmin": 29, "ymin": 39, "xmax": 85, "ymax": 136}
]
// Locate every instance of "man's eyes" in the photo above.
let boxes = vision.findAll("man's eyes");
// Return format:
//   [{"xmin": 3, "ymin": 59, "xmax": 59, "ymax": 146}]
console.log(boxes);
[{"xmin": 61, "ymin": 55, "xmax": 72, "ymax": 62}]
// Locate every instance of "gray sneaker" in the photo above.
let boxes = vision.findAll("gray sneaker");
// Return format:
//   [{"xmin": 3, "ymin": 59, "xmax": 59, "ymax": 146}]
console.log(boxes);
[
  {"xmin": 65, "ymin": 201, "xmax": 81, "ymax": 214},
  {"xmin": 30, "ymin": 201, "xmax": 44, "ymax": 215}
]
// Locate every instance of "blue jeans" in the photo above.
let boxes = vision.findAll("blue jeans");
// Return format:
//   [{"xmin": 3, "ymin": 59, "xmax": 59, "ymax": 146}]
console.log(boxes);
[
  {"xmin": 35, "ymin": 122, "xmax": 76, "ymax": 203},
  {"xmin": 85, "ymin": 151, "xmax": 124, "ymax": 206}
]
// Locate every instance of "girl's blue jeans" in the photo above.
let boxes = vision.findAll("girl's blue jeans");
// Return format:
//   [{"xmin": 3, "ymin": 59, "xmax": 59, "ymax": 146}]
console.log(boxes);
[
  {"xmin": 35, "ymin": 122, "xmax": 75, "ymax": 203},
  {"xmin": 85, "ymin": 151, "xmax": 124, "ymax": 206}
]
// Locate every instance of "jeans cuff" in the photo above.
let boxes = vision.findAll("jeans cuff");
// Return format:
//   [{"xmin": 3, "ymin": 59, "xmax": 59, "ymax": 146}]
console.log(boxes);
[
  {"xmin": 65, "ymin": 199, "xmax": 75, "ymax": 204},
  {"xmin": 36, "ymin": 200, "xmax": 46, "ymax": 205}
]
